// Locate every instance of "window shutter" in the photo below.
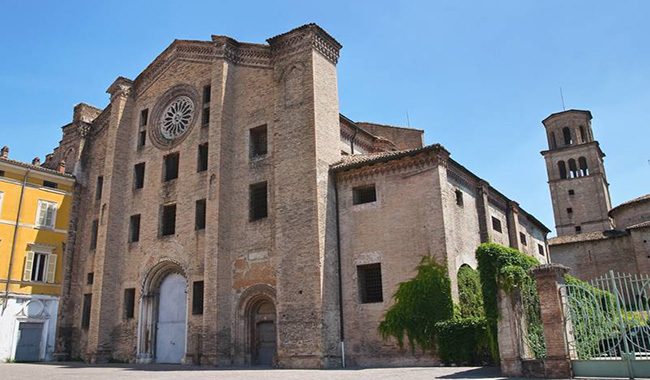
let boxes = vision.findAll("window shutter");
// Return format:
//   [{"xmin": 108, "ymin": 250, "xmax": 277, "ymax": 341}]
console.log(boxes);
[
  {"xmin": 23, "ymin": 251, "xmax": 34, "ymax": 281},
  {"xmin": 37, "ymin": 201, "xmax": 48, "ymax": 226},
  {"xmin": 46, "ymin": 254, "xmax": 57, "ymax": 283},
  {"xmin": 46, "ymin": 204, "xmax": 56, "ymax": 228}
]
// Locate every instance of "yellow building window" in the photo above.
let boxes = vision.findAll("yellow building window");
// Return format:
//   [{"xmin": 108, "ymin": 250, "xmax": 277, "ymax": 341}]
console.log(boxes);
[
  {"xmin": 36, "ymin": 200, "xmax": 58, "ymax": 229},
  {"xmin": 23, "ymin": 251, "xmax": 57, "ymax": 283}
]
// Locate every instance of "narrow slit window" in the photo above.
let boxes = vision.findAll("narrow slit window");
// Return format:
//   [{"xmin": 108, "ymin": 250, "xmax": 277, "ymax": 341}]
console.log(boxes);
[
  {"xmin": 192, "ymin": 281, "xmax": 204, "ymax": 315},
  {"xmin": 90, "ymin": 219, "xmax": 99, "ymax": 250},
  {"xmin": 353, "ymin": 185, "xmax": 377, "ymax": 205},
  {"xmin": 129, "ymin": 214, "xmax": 141, "ymax": 243},
  {"xmin": 140, "ymin": 109, "xmax": 149, "ymax": 127},
  {"xmin": 197, "ymin": 143, "xmax": 208, "ymax": 172},
  {"xmin": 202, "ymin": 85, "xmax": 211, "ymax": 125},
  {"xmin": 95, "ymin": 176, "xmax": 103, "ymax": 200},
  {"xmin": 124, "ymin": 288, "xmax": 135, "ymax": 320},
  {"xmin": 195, "ymin": 199, "xmax": 206, "ymax": 230},
  {"xmin": 138, "ymin": 130, "xmax": 147, "ymax": 147},
  {"xmin": 81, "ymin": 293, "xmax": 92, "ymax": 329}
]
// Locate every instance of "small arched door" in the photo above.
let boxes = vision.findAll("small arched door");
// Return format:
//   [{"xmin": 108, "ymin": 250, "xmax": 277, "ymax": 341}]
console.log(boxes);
[
  {"xmin": 155, "ymin": 273, "xmax": 187, "ymax": 363},
  {"xmin": 253, "ymin": 300, "xmax": 276, "ymax": 366}
]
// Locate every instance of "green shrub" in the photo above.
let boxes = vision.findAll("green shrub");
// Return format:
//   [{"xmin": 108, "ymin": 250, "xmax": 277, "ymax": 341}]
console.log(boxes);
[
  {"xmin": 436, "ymin": 317, "xmax": 492, "ymax": 365},
  {"xmin": 457, "ymin": 265, "xmax": 484, "ymax": 318},
  {"xmin": 378, "ymin": 256, "xmax": 454, "ymax": 352}
]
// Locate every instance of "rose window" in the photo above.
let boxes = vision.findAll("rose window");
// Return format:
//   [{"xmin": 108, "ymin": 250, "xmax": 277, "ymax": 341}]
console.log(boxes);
[{"xmin": 160, "ymin": 96, "xmax": 195, "ymax": 140}]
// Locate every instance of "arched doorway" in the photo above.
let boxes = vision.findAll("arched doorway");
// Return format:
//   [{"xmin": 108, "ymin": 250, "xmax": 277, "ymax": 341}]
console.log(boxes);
[
  {"xmin": 155, "ymin": 273, "xmax": 187, "ymax": 363},
  {"xmin": 136, "ymin": 260, "xmax": 188, "ymax": 364},
  {"xmin": 251, "ymin": 300, "xmax": 276, "ymax": 366}
]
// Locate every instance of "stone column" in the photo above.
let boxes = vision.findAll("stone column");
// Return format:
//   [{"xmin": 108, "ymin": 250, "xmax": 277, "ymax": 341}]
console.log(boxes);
[
  {"xmin": 497, "ymin": 288, "xmax": 523, "ymax": 376},
  {"xmin": 530, "ymin": 264, "xmax": 572, "ymax": 379}
]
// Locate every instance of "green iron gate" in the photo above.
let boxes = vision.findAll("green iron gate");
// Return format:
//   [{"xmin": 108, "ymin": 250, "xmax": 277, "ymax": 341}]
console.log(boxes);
[{"xmin": 560, "ymin": 271, "xmax": 650, "ymax": 379}]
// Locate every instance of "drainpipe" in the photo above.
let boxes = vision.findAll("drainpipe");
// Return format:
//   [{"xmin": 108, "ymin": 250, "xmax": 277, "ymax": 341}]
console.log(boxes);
[
  {"xmin": 333, "ymin": 175, "xmax": 346, "ymax": 367},
  {"xmin": 2, "ymin": 168, "xmax": 30, "ymax": 313}
]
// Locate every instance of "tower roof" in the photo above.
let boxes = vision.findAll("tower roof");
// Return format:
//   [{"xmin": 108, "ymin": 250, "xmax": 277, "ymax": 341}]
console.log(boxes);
[{"xmin": 542, "ymin": 109, "xmax": 592, "ymax": 125}]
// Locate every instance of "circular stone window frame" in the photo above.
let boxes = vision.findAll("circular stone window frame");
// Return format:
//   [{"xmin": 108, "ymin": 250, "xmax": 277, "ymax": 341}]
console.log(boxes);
[{"xmin": 149, "ymin": 84, "xmax": 200, "ymax": 150}]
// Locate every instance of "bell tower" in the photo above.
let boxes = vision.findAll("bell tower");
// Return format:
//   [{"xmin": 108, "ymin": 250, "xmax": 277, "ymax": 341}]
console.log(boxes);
[{"xmin": 541, "ymin": 109, "xmax": 613, "ymax": 236}]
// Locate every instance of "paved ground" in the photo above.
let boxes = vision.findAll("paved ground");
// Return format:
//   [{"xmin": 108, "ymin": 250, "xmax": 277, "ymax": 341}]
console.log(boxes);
[{"xmin": 0, "ymin": 362, "xmax": 509, "ymax": 380}]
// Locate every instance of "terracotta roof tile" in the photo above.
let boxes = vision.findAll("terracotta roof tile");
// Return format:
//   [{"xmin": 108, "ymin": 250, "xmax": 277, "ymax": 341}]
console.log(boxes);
[
  {"xmin": 0, "ymin": 157, "xmax": 74, "ymax": 178},
  {"xmin": 609, "ymin": 193, "xmax": 650, "ymax": 216},
  {"xmin": 330, "ymin": 144, "xmax": 445, "ymax": 172},
  {"xmin": 549, "ymin": 230, "xmax": 628, "ymax": 245}
]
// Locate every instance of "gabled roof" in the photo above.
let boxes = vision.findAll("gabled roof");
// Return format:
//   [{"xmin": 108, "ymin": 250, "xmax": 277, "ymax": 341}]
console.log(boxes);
[
  {"xmin": 0, "ymin": 156, "xmax": 74, "ymax": 179},
  {"xmin": 542, "ymin": 109, "xmax": 592, "ymax": 124}
]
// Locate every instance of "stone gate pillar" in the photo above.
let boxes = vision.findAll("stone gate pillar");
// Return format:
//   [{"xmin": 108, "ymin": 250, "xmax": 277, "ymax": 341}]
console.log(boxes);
[{"xmin": 530, "ymin": 264, "xmax": 572, "ymax": 379}]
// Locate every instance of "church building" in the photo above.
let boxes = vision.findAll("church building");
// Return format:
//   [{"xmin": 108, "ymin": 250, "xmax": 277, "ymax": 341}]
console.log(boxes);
[{"xmin": 42, "ymin": 24, "xmax": 549, "ymax": 367}]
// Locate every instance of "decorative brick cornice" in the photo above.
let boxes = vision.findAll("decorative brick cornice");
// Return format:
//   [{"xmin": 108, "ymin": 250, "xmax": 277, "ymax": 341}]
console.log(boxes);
[
  {"xmin": 106, "ymin": 76, "xmax": 133, "ymax": 101},
  {"xmin": 267, "ymin": 23, "xmax": 342, "ymax": 64},
  {"xmin": 447, "ymin": 164, "xmax": 477, "ymax": 190}
]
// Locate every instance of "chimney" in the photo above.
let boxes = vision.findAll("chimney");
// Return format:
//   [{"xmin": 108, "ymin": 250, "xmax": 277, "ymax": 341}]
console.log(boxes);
[
  {"xmin": 1, "ymin": 146, "xmax": 8, "ymax": 158},
  {"xmin": 32, "ymin": 157, "xmax": 41, "ymax": 165},
  {"xmin": 58, "ymin": 160, "xmax": 66, "ymax": 173}
]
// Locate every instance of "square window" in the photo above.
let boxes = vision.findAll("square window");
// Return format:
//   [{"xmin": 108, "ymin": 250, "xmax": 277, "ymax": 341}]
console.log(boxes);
[
  {"xmin": 81, "ymin": 293, "xmax": 92, "ymax": 329},
  {"xmin": 250, "ymin": 125, "xmax": 268, "ymax": 158},
  {"xmin": 164, "ymin": 153, "xmax": 179, "ymax": 182},
  {"xmin": 138, "ymin": 130, "xmax": 147, "ymax": 147},
  {"xmin": 124, "ymin": 288, "xmax": 135, "ymax": 320},
  {"xmin": 195, "ymin": 199, "xmax": 206, "ymax": 230},
  {"xmin": 575, "ymin": 226, "xmax": 582, "ymax": 233},
  {"xmin": 353, "ymin": 185, "xmax": 377, "ymax": 205},
  {"xmin": 140, "ymin": 109, "xmax": 149, "ymax": 127},
  {"xmin": 358, "ymin": 263, "xmax": 383, "ymax": 303},
  {"xmin": 455, "ymin": 189, "xmax": 464, "ymax": 207},
  {"xmin": 492, "ymin": 217, "xmax": 502, "ymax": 233},
  {"xmin": 520, "ymin": 232, "xmax": 527, "ymax": 246},
  {"xmin": 129, "ymin": 214, "xmax": 141, "ymax": 243},
  {"xmin": 567, "ymin": 207, "xmax": 573, "ymax": 214},
  {"xmin": 161, "ymin": 204, "xmax": 176, "ymax": 236},
  {"xmin": 95, "ymin": 176, "xmax": 103, "ymax": 200},
  {"xmin": 0, "ymin": 170, "xmax": 5, "ymax": 177},
  {"xmin": 134, "ymin": 163, "xmax": 145, "ymax": 189},
  {"xmin": 90, "ymin": 219, "xmax": 99, "ymax": 249},
  {"xmin": 568, "ymin": 189, "xmax": 575, "ymax": 196},
  {"xmin": 197, "ymin": 143, "xmax": 208, "ymax": 172},
  {"xmin": 249, "ymin": 182, "xmax": 268, "ymax": 221},
  {"xmin": 87, "ymin": 272, "xmax": 94, "ymax": 285},
  {"xmin": 192, "ymin": 281, "xmax": 204, "ymax": 315},
  {"xmin": 43, "ymin": 180, "xmax": 58, "ymax": 189}
]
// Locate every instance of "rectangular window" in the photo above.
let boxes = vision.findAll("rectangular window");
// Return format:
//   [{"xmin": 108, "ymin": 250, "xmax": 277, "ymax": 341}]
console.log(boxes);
[
  {"xmin": 134, "ymin": 163, "xmax": 145, "ymax": 189},
  {"xmin": 164, "ymin": 152, "xmax": 179, "ymax": 181},
  {"xmin": 249, "ymin": 182, "xmax": 268, "ymax": 221},
  {"xmin": 520, "ymin": 232, "xmax": 527, "ymax": 246},
  {"xmin": 195, "ymin": 199, "xmax": 206, "ymax": 230},
  {"xmin": 353, "ymin": 185, "xmax": 377, "ymax": 205},
  {"xmin": 161, "ymin": 204, "xmax": 176, "ymax": 236},
  {"xmin": 202, "ymin": 85, "xmax": 211, "ymax": 125},
  {"xmin": 492, "ymin": 216, "xmax": 502, "ymax": 233},
  {"xmin": 0, "ymin": 170, "xmax": 5, "ymax": 177},
  {"xmin": 197, "ymin": 143, "xmax": 208, "ymax": 172},
  {"xmin": 250, "ymin": 125, "xmax": 268, "ymax": 158},
  {"xmin": 358, "ymin": 263, "xmax": 383, "ymax": 303},
  {"xmin": 568, "ymin": 189, "xmax": 575, "ymax": 195},
  {"xmin": 36, "ymin": 200, "xmax": 57, "ymax": 229},
  {"xmin": 23, "ymin": 251, "xmax": 56, "ymax": 283},
  {"xmin": 90, "ymin": 219, "xmax": 99, "ymax": 249},
  {"xmin": 129, "ymin": 214, "xmax": 141, "ymax": 243},
  {"xmin": 138, "ymin": 130, "xmax": 147, "ymax": 148},
  {"xmin": 87, "ymin": 272, "xmax": 94, "ymax": 285},
  {"xmin": 95, "ymin": 176, "xmax": 103, "ymax": 200},
  {"xmin": 192, "ymin": 281, "xmax": 204, "ymax": 315},
  {"xmin": 30, "ymin": 252, "xmax": 48, "ymax": 282},
  {"xmin": 43, "ymin": 180, "xmax": 58, "ymax": 189},
  {"xmin": 124, "ymin": 288, "xmax": 136, "ymax": 320},
  {"xmin": 538, "ymin": 244, "xmax": 545, "ymax": 256},
  {"xmin": 81, "ymin": 293, "xmax": 92, "ymax": 329},
  {"xmin": 140, "ymin": 109, "xmax": 149, "ymax": 127},
  {"xmin": 455, "ymin": 189, "xmax": 464, "ymax": 206},
  {"xmin": 0, "ymin": 191, "xmax": 4, "ymax": 217}
]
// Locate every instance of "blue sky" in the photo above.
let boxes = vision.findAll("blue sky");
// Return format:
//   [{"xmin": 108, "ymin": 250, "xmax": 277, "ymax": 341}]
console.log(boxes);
[{"xmin": 0, "ymin": 1, "xmax": 648, "ymax": 235}]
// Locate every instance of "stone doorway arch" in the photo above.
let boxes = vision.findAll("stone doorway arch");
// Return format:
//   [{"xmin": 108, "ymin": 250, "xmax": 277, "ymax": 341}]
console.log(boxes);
[
  {"xmin": 236, "ymin": 284, "xmax": 277, "ymax": 366},
  {"xmin": 136, "ymin": 260, "xmax": 188, "ymax": 364}
]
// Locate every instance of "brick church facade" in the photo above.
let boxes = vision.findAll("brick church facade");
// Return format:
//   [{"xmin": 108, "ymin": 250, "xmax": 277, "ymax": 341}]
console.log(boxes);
[{"xmin": 43, "ymin": 24, "xmax": 550, "ymax": 367}]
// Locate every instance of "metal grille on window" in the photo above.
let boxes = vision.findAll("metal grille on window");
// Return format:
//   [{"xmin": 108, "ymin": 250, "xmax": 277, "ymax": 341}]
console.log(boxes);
[
  {"xmin": 492, "ymin": 216, "xmax": 502, "ymax": 233},
  {"xmin": 353, "ymin": 185, "xmax": 377, "ymax": 205},
  {"xmin": 358, "ymin": 263, "xmax": 383, "ymax": 303},
  {"xmin": 82, "ymin": 294, "xmax": 92, "ymax": 329}
]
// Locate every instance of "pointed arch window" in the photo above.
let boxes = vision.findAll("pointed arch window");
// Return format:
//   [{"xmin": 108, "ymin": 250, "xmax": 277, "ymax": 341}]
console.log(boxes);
[
  {"xmin": 578, "ymin": 156, "xmax": 589, "ymax": 176},
  {"xmin": 558, "ymin": 160, "xmax": 567, "ymax": 179}
]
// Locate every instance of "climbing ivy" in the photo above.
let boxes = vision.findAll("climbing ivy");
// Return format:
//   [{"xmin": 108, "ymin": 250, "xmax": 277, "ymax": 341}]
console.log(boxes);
[
  {"xmin": 378, "ymin": 256, "xmax": 454, "ymax": 352},
  {"xmin": 476, "ymin": 243, "xmax": 541, "ymax": 361},
  {"xmin": 436, "ymin": 316, "xmax": 492, "ymax": 365},
  {"xmin": 457, "ymin": 265, "xmax": 484, "ymax": 318}
]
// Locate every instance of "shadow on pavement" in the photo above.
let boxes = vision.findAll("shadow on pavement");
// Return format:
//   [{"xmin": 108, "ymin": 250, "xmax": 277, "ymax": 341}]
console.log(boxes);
[{"xmin": 438, "ymin": 366, "xmax": 504, "ymax": 378}]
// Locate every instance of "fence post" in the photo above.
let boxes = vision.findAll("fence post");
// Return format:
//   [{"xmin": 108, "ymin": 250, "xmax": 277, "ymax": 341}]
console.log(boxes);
[
  {"xmin": 530, "ymin": 263, "xmax": 572, "ymax": 379},
  {"xmin": 497, "ymin": 288, "xmax": 523, "ymax": 376}
]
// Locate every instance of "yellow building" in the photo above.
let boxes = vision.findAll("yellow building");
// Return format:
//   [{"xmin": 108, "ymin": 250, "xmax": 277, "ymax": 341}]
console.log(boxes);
[{"xmin": 0, "ymin": 147, "xmax": 74, "ymax": 362}]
